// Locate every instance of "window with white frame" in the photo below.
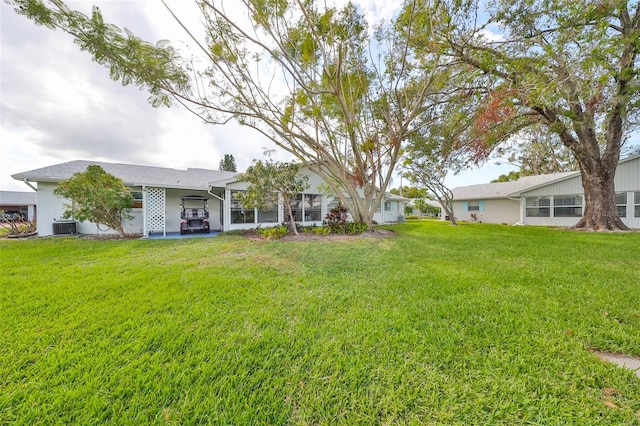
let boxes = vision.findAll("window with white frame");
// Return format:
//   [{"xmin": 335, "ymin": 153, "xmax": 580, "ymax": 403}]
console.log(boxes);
[
  {"xmin": 231, "ymin": 191, "xmax": 255, "ymax": 224},
  {"xmin": 525, "ymin": 197, "xmax": 550, "ymax": 217},
  {"xmin": 130, "ymin": 190, "xmax": 143, "ymax": 209},
  {"xmin": 616, "ymin": 192, "xmax": 627, "ymax": 218},
  {"xmin": 304, "ymin": 194, "xmax": 322, "ymax": 221},
  {"xmin": 467, "ymin": 200, "xmax": 480, "ymax": 211},
  {"xmin": 290, "ymin": 194, "xmax": 322, "ymax": 222},
  {"xmin": 553, "ymin": 195, "xmax": 582, "ymax": 217},
  {"xmin": 384, "ymin": 201, "xmax": 392, "ymax": 211},
  {"xmin": 635, "ymin": 192, "xmax": 640, "ymax": 218},
  {"xmin": 258, "ymin": 201, "xmax": 278, "ymax": 223},
  {"xmin": 290, "ymin": 194, "xmax": 303, "ymax": 221}
]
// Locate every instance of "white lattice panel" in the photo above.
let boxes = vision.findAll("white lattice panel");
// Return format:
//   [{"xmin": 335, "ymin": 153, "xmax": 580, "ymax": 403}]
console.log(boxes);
[{"xmin": 146, "ymin": 187, "xmax": 166, "ymax": 233}]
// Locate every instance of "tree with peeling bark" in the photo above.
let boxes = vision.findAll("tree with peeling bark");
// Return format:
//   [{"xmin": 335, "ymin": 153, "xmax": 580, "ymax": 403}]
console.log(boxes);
[
  {"xmin": 405, "ymin": 0, "xmax": 640, "ymax": 230},
  {"xmin": 7, "ymin": 0, "xmax": 448, "ymax": 228}
]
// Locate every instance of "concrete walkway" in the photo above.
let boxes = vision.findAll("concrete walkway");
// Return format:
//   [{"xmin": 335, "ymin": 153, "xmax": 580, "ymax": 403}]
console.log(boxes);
[{"xmin": 595, "ymin": 352, "xmax": 640, "ymax": 379}]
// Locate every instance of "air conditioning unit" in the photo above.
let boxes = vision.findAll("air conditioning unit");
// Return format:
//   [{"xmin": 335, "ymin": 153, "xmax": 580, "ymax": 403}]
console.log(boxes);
[{"xmin": 52, "ymin": 221, "xmax": 78, "ymax": 235}]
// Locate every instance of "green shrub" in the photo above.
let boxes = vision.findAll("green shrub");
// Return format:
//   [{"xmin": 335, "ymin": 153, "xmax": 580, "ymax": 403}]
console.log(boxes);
[
  {"xmin": 313, "ymin": 226, "xmax": 330, "ymax": 235},
  {"xmin": 346, "ymin": 222, "xmax": 368, "ymax": 235},
  {"xmin": 324, "ymin": 203, "xmax": 349, "ymax": 233},
  {"xmin": 300, "ymin": 225, "xmax": 331, "ymax": 236},
  {"xmin": 218, "ymin": 229, "xmax": 254, "ymax": 237},
  {"xmin": 257, "ymin": 225, "xmax": 288, "ymax": 240}
]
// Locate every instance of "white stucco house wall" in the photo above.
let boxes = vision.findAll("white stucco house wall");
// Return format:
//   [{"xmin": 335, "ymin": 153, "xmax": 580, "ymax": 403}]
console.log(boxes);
[
  {"xmin": 450, "ymin": 154, "xmax": 640, "ymax": 228},
  {"xmin": 12, "ymin": 160, "xmax": 407, "ymax": 237},
  {"xmin": 450, "ymin": 172, "xmax": 575, "ymax": 224}
]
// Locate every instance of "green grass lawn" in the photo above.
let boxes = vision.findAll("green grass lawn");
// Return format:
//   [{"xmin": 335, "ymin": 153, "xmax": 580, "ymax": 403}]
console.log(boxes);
[{"xmin": 1, "ymin": 221, "xmax": 639, "ymax": 424}]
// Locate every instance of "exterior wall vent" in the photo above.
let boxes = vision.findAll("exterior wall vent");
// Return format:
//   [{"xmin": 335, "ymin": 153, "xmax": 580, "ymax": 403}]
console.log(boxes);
[{"xmin": 52, "ymin": 220, "xmax": 78, "ymax": 235}]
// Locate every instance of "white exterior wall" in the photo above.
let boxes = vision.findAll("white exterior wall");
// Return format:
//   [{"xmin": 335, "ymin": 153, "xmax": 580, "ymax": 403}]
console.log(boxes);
[
  {"xmin": 521, "ymin": 156, "xmax": 640, "ymax": 228},
  {"xmin": 224, "ymin": 169, "xmax": 329, "ymax": 231},
  {"xmin": 37, "ymin": 182, "xmax": 66, "ymax": 236},
  {"xmin": 36, "ymin": 182, "xmax": 144, "ymax": 236},
  {"xmin": 373, "ymin": 200, "xmax": 405, "ymax": 224},
  {"xmin": 522, "ymin": 192, "xmax": 640, "ymax": 228},
  {"xmin": 452, "ymin": 198, "xmax": 521, "ymax": 224}
]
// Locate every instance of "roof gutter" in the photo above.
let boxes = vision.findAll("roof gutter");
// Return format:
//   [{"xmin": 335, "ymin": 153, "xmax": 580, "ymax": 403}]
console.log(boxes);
[
  {"xmin": 208, "ymin": 187, "xmax": 224, "ymax": 202},
  {"xmin": 22, "ymin": 179, "xmax": 37, "ymax": 192}
]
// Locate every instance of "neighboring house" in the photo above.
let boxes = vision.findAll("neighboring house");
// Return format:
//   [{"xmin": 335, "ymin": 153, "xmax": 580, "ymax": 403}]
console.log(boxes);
[
  {"xmin": 450, "ymin": 172, "xmax": 576, "ymax": 224},
  {"xmin": 406, "ymin": 198, "xmax": 442, "ymax": 217},
  {"xmin": 0, "ymin": 191, "xmax": 37, "ymax": 220},
  {"xmin": 12, "ymin": 160, "xmax": 407, "ymax": 237},
  {"xmin": 450, "ymin": 154, "xmax": 640, "ymax": 228}
]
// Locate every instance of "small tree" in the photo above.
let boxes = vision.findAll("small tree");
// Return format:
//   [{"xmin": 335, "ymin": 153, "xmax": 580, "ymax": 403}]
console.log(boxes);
[
  {"xmin": 218, "ymin": 154, "xmax": 237, "ymax": 172},
  {"xmin": 236, "ymin": 158, "xmax": 308, "ymax": 235},
  {"xmin": 413, "ymin": 199, "xmax": 430, "ymax": 217},
  {"xmin": 402, "ymin": 123, "xmax": 463, "ymax": 225},
  {"xmin": 54, "ymin": 165, "xmax": 134, "ymax": 238}
]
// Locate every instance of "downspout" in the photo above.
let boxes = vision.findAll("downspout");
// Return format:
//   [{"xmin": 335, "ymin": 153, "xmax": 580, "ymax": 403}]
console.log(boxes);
[
  {"xmin": 207, "ymin": 188, "xmax": 224, "ymax": 202},
  {"xmin": 208, "ymin": 187, "xmax": 225, "ymax": 230},
  {"xmin": 22, "ymin": 179, "xmax": 37, "ymax": 192},
  {"xmin": 22, "ymin": 179, "xmax": 38, "ymax": 228}
]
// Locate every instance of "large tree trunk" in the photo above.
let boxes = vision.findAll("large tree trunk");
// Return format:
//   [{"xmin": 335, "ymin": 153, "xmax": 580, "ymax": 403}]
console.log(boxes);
[
  {"xmin": 571, "ymin": 160, "xmax": 628, "ymax": 231},
  {"xmin": 540, "ymin": 108, "xmax": 629, "ymax": 232}
]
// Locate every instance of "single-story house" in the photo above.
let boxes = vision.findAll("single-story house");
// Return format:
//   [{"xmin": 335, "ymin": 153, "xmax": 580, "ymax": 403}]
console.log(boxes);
[
  {"xmin": 0, "ymin": 191, "xmax": 37, "ymax": 220},
  {"xmin": 11, "ymin": 160, "xmax": 408, "ymax": 237},
  {"xmin": 450, "ymin": 154, "xmax": 640, "ymax": 228}
]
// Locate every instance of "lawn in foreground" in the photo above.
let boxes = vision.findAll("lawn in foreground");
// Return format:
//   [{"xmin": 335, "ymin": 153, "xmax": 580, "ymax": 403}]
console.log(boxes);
[{"xmin": 1, "ymin": 221, "xmax": 639, "ymax": 424}]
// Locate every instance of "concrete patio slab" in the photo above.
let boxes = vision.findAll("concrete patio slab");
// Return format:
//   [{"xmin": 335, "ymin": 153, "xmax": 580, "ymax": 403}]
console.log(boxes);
[{"xmin": 595, "ymin": 352, "xmax": 640, "ymax": 379}]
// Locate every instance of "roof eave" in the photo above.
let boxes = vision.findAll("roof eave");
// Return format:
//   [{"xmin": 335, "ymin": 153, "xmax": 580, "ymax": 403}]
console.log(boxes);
[{"xmin": 510, "ymin": 171, "xmax": 581, "ymax": 197}]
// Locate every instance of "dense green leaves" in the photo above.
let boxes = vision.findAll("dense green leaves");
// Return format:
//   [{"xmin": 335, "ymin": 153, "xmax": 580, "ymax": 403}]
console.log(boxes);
[
  {"xmin": 7, "ymin": 0, "xmax": 190, "ymax": 107},
  {"xmin": 402, "ymin": 0, "xmax": 640, "ymax": 230},
  {"xmin": 218, "ymin": 154, "xmax": 237, "ymax": 172},
  {"xmin": 53, "ymin": 165, "xmax": 134, "ymax": 237},
  {"xmin": 237, "ymin": 158, "xmax": 308, "ymax": 234}
]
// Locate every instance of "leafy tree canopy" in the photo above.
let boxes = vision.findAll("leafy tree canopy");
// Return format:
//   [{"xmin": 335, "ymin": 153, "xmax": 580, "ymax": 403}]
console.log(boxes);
[
  {"xmin": 389, "ymin": 186, "xmax": 427, "ymax": 199},
  {"xmin": 53, "ymin": 165, "xmax": 134, "ymax": 237},
  {"xmin": 219, "ymin": 154, "xmax": 237, "ymax": 172},
  {"xmin": 494, "ymin": 127, "xmax": 578, "ymax": 177},
  {"xmin": 402, "ymin": 0, "xmax": 640, "ymax": 230},
  {"xmin": 237, "ymin": 156, "xmax": 309, "ymax": 235},
  {"xmin": 491, "ymin": 171, "xmax": 521, "ymax": 183}
]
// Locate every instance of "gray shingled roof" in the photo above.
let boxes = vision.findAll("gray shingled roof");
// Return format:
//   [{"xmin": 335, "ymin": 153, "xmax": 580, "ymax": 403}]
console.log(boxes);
[
  {"xmin": 384, "ymin": 193, "xmax": 411, "ymax": 202},
  {"xmin": 12, "ymin": 160, "xmax": 239, "ymax": 190},
  {"xmin": 451, "ymin": 171, "xmax": 578, "ymax": 201},
  {"xmin": 0, "ymin": 191, "xmax": 37, "ymax": 206}
]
